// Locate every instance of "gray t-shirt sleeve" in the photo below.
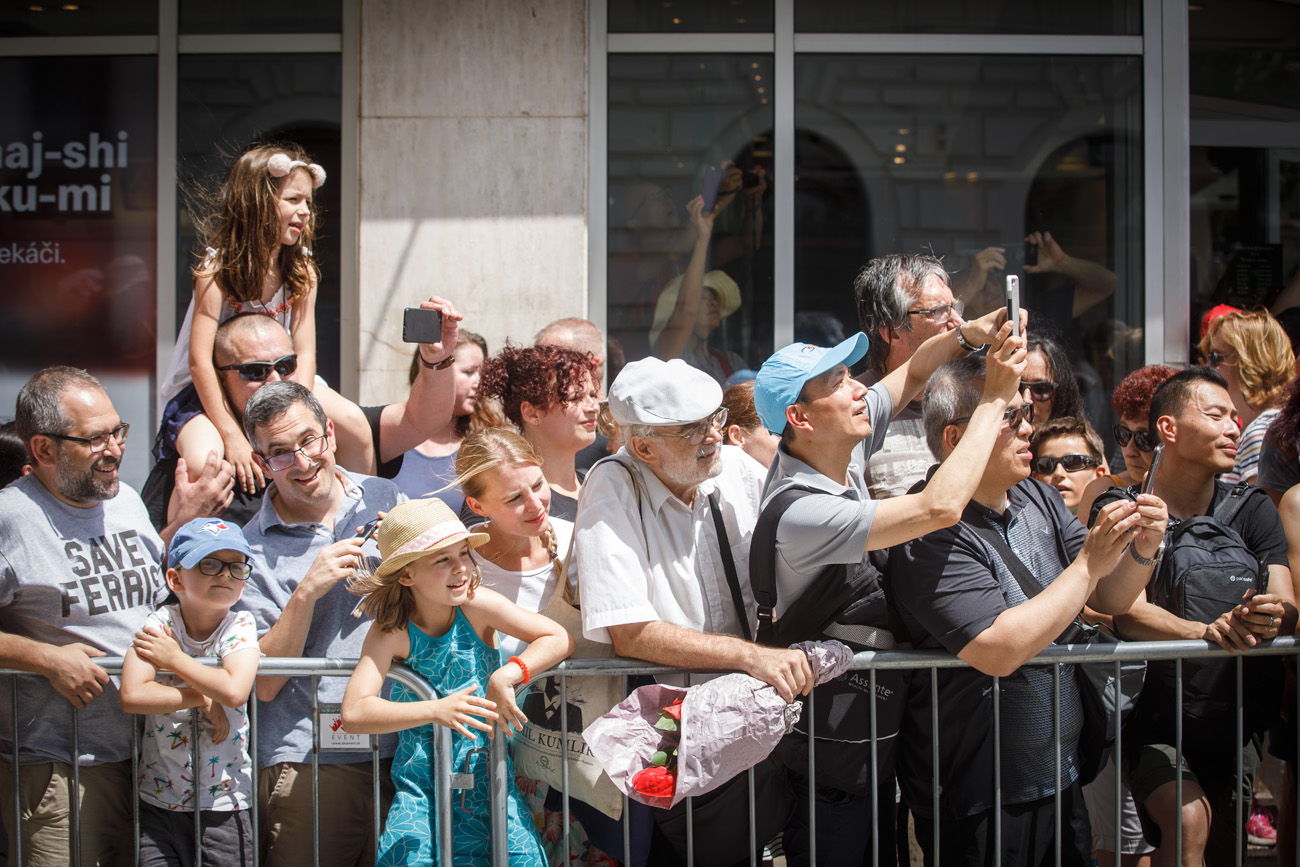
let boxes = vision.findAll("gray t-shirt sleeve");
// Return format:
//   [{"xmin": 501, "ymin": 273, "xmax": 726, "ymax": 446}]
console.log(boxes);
[{"xmin": 776, "ymin": 493, "xmax": 876, "ymax": 574}]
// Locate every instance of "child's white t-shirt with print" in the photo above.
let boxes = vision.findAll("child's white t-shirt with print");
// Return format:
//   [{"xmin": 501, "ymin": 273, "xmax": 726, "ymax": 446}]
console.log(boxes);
[{"xmin": 137, "ymin": 604, "xmax": 258, "ymax": 812}]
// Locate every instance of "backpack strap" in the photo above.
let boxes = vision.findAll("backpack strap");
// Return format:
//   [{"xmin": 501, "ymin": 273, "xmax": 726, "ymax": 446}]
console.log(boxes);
[
  {"xmin": 750, "ymin": 486, "xmax": 817, "ymax": 643},
  {"xmin": 707, "ymin": 491, "xmax": 752, "ymax": 643},
  {"xmin": 1212, "ymin": 481, "xmax": 1254, "ymax": 527}
]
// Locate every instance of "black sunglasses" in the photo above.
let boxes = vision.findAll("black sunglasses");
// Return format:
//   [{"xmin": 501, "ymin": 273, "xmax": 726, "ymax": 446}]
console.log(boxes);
[
  {"xmin": 1112, "ymin": 424, "xmax": 1156, "ymax": 453},
  {"xmin": 1021, "ymin": 380, "xmax": 1058, "ymax": 402},
  {"xmin": 1206, "ymin": 350, "xmax": 1235, "ymax": 369},
  {"xmin": 1031, "ymin": 454, "xmax": 1102, "ymax": 474},
  {"xmin": 217, "ymin": 353, "xmax": 298, "ymax": 382},
  {"xmin": 952, "ymin": 402, "xmax": 1034, "ymax": 429}
]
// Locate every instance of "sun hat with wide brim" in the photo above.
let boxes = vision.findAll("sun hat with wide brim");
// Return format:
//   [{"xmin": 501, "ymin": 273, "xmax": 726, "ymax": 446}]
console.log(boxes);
[
  {"xmin": 649, "ymin": 269, "xmax": 742, "ymax": 349},
  {"xmin": 373, "ymin": 498, "xmax": 490, "ymax": 582}
]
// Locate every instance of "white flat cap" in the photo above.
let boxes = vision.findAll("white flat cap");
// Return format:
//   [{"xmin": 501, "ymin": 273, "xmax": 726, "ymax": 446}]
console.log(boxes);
[{"xmin": 607, "ymin": 357, "xmax": 723, "ymax": 426}]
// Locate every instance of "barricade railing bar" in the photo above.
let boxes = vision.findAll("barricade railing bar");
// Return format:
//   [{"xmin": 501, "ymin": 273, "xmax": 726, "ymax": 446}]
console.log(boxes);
[{"xmin": 0, "ymin": 638, "xmax": 1295, "ymax": 867}]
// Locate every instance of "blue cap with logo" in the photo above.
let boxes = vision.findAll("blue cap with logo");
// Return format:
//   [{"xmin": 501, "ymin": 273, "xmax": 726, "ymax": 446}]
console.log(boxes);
[
  {"xmin": 168, "ymin": 517, "xmax": 253, "ymax": 569},
  {"xmin": 753, "ymin": 332, "xmax": 871, "ymax": 432}
]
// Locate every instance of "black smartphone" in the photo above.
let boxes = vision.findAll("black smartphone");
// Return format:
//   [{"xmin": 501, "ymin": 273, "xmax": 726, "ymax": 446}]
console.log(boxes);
[
  {"xmin": 356, "ymin": 517, "xmax": 381, "ymax": 542},
  {"xmin": 1141, "ymin": 444, "xmax": 1163, "ymax": 495},
  {"xmin": 402, "ymin": 307, "xmax": 443, "ymax": 344},
  {"xmin": 701, "ymin": 165, "xmax": 724, "ymax": 212}
]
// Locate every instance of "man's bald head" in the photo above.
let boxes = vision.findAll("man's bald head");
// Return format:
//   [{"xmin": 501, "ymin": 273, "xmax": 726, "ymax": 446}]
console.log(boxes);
[
  {"xmin": 214, "ymin": 313, "xmax": 292, "ymax": 368},
  {"xmin": 535, "ymin": 318, "xmax": 605, "ymax": 384}
]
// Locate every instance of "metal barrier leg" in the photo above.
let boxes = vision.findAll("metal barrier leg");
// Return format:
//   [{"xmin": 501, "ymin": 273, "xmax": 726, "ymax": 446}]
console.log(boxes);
[
  {"xmin": 993, "ymin": 674, "xmax": 1001, "ymax": 867},
  {"xmin": 490, "ymin": 726, "xmax": 508, "ymax": 867},
  {"xmin": 1175, "ymin": 658, "xmax": 1184, "ymax": 867},
  {"xmin": 249, "ymin": 695, "xmax": 259, "ymax": 867},
  {"xmin": 192, "ymin": 709, "xmax": 202, "ymax": 867},
  {"xmin": 435, "ymin": 724, "xmax": 453, "ymax": 867},
  {"xmin": 869, "ymin": 667, "xmax": 879, "ymax": 867},
  {"xmin": 1053, "ymin": 663, "xmax": 1062, "ymax": 867},
  {"xmin": 311, "ymin": 674, "xmax": 320, "ymax": 867},
  {"xmin": 807, "ymin": 685, "xmax": 816, "ymax": 867},
  {"xmin": 10, "ymin": 679, "xmax": 20, "ymax": 867},
  {"xmin": 560, "ymin": 675, "xmax": 570, "ymax": 860},
  {"xmin": 931, "ymin": 667, "xmax": 940, "ymax": 865},
  {"xmin": 1236, "ymin": 655, "xmax": 1244, "ymax": 867},
  {"xmin": 1113, "ymin": 660, "xmax": 1122, "ymax": 862},
  {"xmin": 70, "ymin": 704, "xmax": 80, "ymax": 867}
]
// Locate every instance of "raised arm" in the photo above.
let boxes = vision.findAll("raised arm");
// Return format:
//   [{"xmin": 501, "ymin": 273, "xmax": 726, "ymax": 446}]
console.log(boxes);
[
  {"xmin": 654, "ymin": 196, "xmax": 714, "ymax": 362},
  {"xmin": 878, "ymin": 305, "xmax": 1022, "ymax": 411},
  {"xmin": 374, "ymin": 296, "xmax": 464, "ymax": 466},
  {"xmin": 865, "ymin": 322, "xmax": 1025, "ymax": 550},
  {"xmin": 288, "ymin": 269, "xmax": 319, "ymax": 387},
  {"xmin": 1023, "ymin": 232, "xmax": 1117, "ymax": 317},
  {"xmin": 191, "ymin": 275, "xmax": 262, "ymax": 493}
]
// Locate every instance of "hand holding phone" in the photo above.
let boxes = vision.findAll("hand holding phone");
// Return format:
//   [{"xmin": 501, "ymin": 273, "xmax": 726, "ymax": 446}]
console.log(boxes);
[{"xmin": 701, "ymin": 165, "xmax": 724, "ymax": 212}]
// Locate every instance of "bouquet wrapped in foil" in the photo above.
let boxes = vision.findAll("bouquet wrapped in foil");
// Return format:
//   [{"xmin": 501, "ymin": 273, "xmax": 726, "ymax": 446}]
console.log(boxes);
[{"xmin": 582, "ymin": 640, "xmax": 852, "ymax": 808}]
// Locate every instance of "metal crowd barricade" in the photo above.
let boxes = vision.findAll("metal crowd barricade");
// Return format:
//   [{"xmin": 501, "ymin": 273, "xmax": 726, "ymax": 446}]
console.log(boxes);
[
  {"xmin": 500, "ymin": 637, "xmax": 1300, "ymax": 867},
  {"xmin": 1, "ymin": 658, "xmax": 451, "ymax": 867},
  {"xmin": 1, "ymin": 640, "xmax": 1297, "ymax": 866}
]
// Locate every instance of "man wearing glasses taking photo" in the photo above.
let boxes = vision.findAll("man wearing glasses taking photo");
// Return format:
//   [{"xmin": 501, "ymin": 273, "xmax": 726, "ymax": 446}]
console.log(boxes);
[
  {"xmin": 0, "ymin": 367, "xmax": 174, "ymax": 865},
  {"xmin": 234, "ymin": 380, "xmax": 405, "ymax": 867}
]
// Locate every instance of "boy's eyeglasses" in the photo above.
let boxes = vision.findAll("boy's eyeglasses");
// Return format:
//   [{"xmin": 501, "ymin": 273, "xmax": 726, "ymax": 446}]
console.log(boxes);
[
  {"xmin": 1021, "ymin": 380, "xmax": 1058, "ymax": 402},
  {"xmin": 196, "ymin": 558, "xmax": 253, "ymax": 580},
  {"xmin": 42, "ymin": 423, "xmax": 130, "ymax": 454},
  {"xmin": 260, "ymin": 433, "xmax": 330, "ymax": 472},
  {"xmin": 951, "ymin": 403, "xmax": 1034, "ymax": 429},
  {"xmin": 1031, "ymin": 454, "xmax": 1102, "ymax": 474},
  {"xmin": 1112, "ymin": 424, "xmax": 1156, "ymax": 453},
  {"xmin": 217, "ymin": 354, "xmax": 299, "ymax": 382},
  {"xmin": 906, "ymin": 300, "xmax": 964, "ymax": 324},
  {"xmin": 645, "ymin": 407, "xmax": 729, "ymax": 447}
]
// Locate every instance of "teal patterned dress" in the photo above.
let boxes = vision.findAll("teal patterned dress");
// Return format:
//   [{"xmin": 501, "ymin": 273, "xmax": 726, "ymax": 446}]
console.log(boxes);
[{"xmin": 377, "ymin": 607, "xmax": 546, "ymax": 867}]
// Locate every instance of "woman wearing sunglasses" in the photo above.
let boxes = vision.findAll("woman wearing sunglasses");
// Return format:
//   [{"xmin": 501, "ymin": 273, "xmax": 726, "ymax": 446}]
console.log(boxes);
[
  {"xmin": 1199, "ymin": 309, "xmax": 1296, "ymax": 484},
  {"xmin": 1021, "ymin": 329, "xmax": 1086, "ymax": 434},
  {"xmin": 1077, "ymin": 364, "xmax": 1178, "ymax": 520}
]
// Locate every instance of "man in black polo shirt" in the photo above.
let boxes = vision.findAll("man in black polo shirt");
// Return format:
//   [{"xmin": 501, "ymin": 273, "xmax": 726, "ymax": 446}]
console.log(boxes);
[
  {"xmin": 891, "ymin": 355, "xmax": 1167, "ymax": 866},
  {"xmin": 1101, "ymin": 366, "xmax": 1297, "ymax": 866}
]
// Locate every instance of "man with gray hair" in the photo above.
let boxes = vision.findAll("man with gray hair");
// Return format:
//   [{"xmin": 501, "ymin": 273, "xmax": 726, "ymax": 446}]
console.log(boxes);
[
  {"xmin": 0, "ymin": 366, "xmax": 168, "ymax": 865},
  {"xmin": 889, "ymin": 355, "xmax": 1168, "ymax": 867},
  {"xmin": 235, "ymin": 381, "xmax": 405, "ymax": 866},
  {"xmin": 853, "ymin": 253, "xmax": 970, "ymax": 499},
  {"xmin": 572, "ymin": 356, "xmax": 813, "ymax": 862}
]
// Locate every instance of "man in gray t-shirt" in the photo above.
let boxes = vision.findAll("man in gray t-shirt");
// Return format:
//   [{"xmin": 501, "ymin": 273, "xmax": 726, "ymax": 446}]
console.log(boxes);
[
  {"xmin": 234, "ymin": 381, "xmax": 405, "ymax": 867},
  {"xmin": 751, "ymin": 312, "xmax": 1018, "ymax": 867},
  {"xmin": 0, "ymin": 366, "xmax": 167, "ymax": 866}
]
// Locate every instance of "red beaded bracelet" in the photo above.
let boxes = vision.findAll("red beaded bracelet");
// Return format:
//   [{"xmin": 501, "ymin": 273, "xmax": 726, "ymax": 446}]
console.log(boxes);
[{"xmin": 508, "ymin": 656, "xmax": 530, "ymax": 685}]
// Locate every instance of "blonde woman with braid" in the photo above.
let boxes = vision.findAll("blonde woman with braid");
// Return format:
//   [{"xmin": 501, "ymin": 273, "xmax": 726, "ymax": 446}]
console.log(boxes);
[
  {"xmin": 456, "ymin": 428, "xmax": 627, "ymax": 865},
  {"xmin": 456, "ymin": 428, "xmax": 573, "ymax": 659}
]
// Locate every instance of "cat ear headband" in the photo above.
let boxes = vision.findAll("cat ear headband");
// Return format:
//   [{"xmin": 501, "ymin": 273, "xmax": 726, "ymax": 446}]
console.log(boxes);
[{"xmin": 266, "ymin": 153, "xmax": 326, "ymax": 188}]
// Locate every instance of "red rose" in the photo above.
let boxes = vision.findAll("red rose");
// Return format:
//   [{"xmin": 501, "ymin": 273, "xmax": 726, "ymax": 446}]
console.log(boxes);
[
  {"xmin": 663, "ymin": 698, "xmax": 684, "ymax": 721},
  {"xmin": 630, "ymin": 765, "xmax": 677, "ymax": 806}
]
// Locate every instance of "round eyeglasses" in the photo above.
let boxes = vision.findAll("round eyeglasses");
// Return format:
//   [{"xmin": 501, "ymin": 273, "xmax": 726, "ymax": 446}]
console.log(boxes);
[
  {"xmin": 196, "ymin": 558, "xmax": 253, "ymax": 581},
  {"xmin": 645, "ymin": 407, "xmax": 729, "ymax": 447},
  {"xmin": 260, "ymin": 433, "xmax": 330, "ymax": 472}
]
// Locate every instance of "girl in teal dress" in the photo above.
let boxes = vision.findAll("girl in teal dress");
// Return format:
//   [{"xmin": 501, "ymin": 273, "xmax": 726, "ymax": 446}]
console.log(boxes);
[{"xmin": 342, "ymin": 498, "xmax": 575, "ymax": 866}]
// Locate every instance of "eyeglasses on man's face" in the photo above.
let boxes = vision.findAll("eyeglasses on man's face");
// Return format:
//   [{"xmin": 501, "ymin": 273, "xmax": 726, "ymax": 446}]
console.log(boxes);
[
  {"xmin": 217, "ymin": 354, "xmax": 298, "ymax": 382},
  {"xmin": 260, "ymin": 432, "xmax": 330, "ymax": 472},
  {"xmin": 645, "ymin": 407, "xmax": 729, "ymax": 447},
  {"xmin": 951, "ymin": 402, "xmax": 1034, "ymax": 430},
  {"xmin": 42, "ymin": 423, "xmax": 130, "ymax": 454},
  {"xmin": 906, "ymin": 299, "xmax": 964, "ymax": 324}
]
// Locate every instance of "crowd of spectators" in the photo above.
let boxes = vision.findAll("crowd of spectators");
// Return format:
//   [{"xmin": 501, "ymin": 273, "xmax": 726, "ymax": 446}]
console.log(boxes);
[{"xmin": 0, "ymin": 153, "xmax": 1297, "ymax": 866}]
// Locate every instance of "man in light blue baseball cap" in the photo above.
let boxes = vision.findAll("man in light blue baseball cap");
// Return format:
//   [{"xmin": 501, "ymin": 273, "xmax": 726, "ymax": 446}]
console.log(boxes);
[{"xmin": 749, "ymin": 307, "xmax": 1026, "ymax": 867}]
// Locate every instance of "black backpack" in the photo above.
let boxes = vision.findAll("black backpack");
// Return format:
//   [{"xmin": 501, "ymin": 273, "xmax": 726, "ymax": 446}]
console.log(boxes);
[{"xmin": 1094, "ymin": 482, "xmax": 1279, "ymax": 744}]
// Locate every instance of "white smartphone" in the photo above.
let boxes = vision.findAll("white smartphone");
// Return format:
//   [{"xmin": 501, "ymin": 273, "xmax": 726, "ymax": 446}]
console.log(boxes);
[{"xmin": 1005, "ymin": 275, "xmax": 1020, "ymax": 337}]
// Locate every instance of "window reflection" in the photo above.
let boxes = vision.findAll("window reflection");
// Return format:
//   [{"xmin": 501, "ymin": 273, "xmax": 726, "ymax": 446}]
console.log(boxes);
[
  {"xmin": 794, "ymin": 54, "xmax": 1143, "ymax": 446},
  {"xmin": 607, "ymin": 55, "xmax": 774, "ymax": 385}
]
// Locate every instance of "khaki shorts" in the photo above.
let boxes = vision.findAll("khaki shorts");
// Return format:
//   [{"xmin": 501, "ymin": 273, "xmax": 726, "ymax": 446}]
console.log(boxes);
[
  {"xmin": 258, "ymin": 760, "xmax": 394, "ymax": 867},
  {"xmin": 0, "ymin": 759, "xmax": 133, "ymax": 867}
]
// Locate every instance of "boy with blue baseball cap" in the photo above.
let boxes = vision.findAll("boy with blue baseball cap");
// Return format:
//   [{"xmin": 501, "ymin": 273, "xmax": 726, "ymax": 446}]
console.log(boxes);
[
  {"xmin": 120, "ymin": 517, "xmax": 261, "ymax": 866},
  {"xmin": 749, "ymin": 308, "xmax": 1025, "ymax": 866}
]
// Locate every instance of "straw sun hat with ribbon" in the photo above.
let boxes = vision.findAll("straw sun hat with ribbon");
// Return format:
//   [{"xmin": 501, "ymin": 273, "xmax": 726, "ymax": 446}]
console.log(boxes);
[
  {"xmin": 649, "ymin": 269, "xmax": 742, "ymax": 349},
  {"xmin": 372, "ymin": 498, "xmax": 490, "ymax": 582}
]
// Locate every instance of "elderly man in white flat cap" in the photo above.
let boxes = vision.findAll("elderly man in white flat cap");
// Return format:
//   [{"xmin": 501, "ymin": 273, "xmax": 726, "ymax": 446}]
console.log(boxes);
[{"xmin": 571, "ymin": 356, "xmax": 813, "ymax": 863}]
